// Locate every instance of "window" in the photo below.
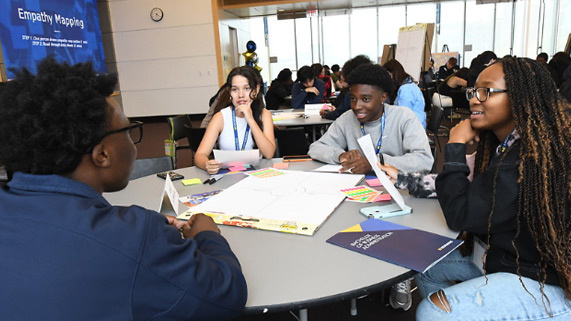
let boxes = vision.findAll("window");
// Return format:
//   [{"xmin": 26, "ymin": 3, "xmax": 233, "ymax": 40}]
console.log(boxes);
[
  {"xmin": 295, "ymin": 17, "xmax": 313, "ymax": 68},
  {"xmin": 465, "ymin": 0, "xmax": 495, "ymax": 65},
  {"xmin": 540, "ymin": 0, "xmax": 558, "ymax": 56},
  {"xmin": 436, "ymin": 1, "xmax": 464, "ymax": 62},
  {"xmin": 556, "ymin": 0, "xmax": 571, "ymax": 52},
  {"xmin": 349, "ymin": 8, "xmax": 377, "ymax": 64},
  {"xmin": 261, "ymin": 0, "xmax": 567, "ymax": 81},
  {"xmin": 322, "ymin": 13, "xmax": 350, "ymax": 67},
  {"xmin": 512, "ymin": 0, "xmax": 527, "ymax": 57},
  {"xmin": 267, "ymin": 16, "xmax": 296, "ymax": 81},
  {"xmin": 407, "ymin": 2, "xmax": 436, "ymax": 26},
  {"xmin": 494, "ymin": 2, "xmax": 513, "ymax": 58},
  {"xmin": 378, "ymin": 5, "xmax": 405, "ymax": 64}
]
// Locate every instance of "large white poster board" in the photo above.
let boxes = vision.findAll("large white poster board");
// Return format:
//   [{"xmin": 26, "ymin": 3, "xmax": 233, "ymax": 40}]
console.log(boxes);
[
  {"xmin": 185, "ymin": 170, "xmax": 363, "ymax": 235},
  {"xmin": 396, "ymin": 24, "xmax": 428, "ymax": 82}
]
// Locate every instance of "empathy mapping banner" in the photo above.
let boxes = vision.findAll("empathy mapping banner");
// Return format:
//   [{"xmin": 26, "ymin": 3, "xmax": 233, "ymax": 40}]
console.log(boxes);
[{"xmin": 0, "ymin": 0, "xmax": 106, "ymax": 79}]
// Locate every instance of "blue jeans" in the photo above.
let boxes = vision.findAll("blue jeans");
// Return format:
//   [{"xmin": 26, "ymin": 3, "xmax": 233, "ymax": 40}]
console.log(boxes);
[{"xmin": 415, "ymin": 249, "xmax": 571, "ymax": 320}]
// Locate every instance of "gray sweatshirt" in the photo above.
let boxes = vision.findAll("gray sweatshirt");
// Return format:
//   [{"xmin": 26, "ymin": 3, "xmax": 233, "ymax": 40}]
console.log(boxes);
[{"xmin": 308, "ymin": 103, "xmax": 433, "ymax": 172}]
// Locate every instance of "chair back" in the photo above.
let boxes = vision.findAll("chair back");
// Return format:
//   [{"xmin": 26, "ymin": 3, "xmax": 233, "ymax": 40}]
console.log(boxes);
[
  {"xmin": 426, "ymin": 104, "xmax": 444, "ymax": 136},
  {"xmin": 130, "ymin": 156, "xmax": 174, "ymax": 180},
  {"xmin": 275, "ymin": 127, "xmax": 308, "ymax": 157},
  {"xmin": 167, "ymin": 115, "xmax": 192, "ymax": 141},
  {"xmin": 184, "ymin": 124, "xmax": 206, "ymax": 152}
]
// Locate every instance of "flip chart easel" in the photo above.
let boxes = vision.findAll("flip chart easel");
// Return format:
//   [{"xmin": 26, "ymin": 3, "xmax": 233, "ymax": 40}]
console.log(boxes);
[
  {"xmin": 396, "ymin": 23, "xmax": 434, "ymax": 81},
  {"xmin": 380, "ymin": 44, "xmax": 397, "ymax": 65}
]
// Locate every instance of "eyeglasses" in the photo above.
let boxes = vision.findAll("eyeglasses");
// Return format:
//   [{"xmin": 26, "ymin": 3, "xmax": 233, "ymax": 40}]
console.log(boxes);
[
  {"xmin": 100, "ymin": 121, "xmax": 144, "ymax": 144},
  {"xmin": 85, "ymin": 121, "xmax": 143, "ymax": 154},
  {"xmin": 466, "ymin": 87, "xmax": 508, "ymax": 102}
]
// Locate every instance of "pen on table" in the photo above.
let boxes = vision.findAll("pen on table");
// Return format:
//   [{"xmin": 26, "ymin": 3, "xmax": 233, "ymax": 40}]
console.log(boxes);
[
  {"xmin": 208, "ymin": 174, "xmax": 224, "ymax": 185},
  {"xmin": 203, "ymin": 178, "xmax": 213, "ymax": 184}
]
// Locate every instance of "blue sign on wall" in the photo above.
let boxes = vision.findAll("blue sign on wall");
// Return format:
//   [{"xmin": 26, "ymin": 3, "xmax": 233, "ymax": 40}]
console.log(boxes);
[{"xmin": 0, "ymin": 0, "xmax": 106, "ymax": 79}]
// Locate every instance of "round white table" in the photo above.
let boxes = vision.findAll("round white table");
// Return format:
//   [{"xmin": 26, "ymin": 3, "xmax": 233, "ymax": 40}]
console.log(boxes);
[{"xmin": 104, "ymin": 159, "xmax": 458, "ymax": 319}]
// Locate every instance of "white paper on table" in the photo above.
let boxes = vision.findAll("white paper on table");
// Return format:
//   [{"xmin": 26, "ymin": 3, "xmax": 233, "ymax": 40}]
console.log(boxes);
[
  {"xmin": 304, "ymin": 103, "xmax": 325, "ymax": 116},
  {"xmin": 160, "ymin": 173, "xmax": 180, "ymax": 214},
  {"xmin": 191, "ymin": 170, "xmax": 363, "ymax": 224},
  {"xmin": 213, "ymin": 149, "xmax": 260, "ymax": 168},
  {"xmin": 357, "ymin": 134, "xmax": 408, "ymax": 210},
  {"xmin": 313, "ymin": 164, "xmax": 342, "ymax": 172},
  {"xmin": 313, "ymin": 164, "xmax": 352, "ymax": 173}
]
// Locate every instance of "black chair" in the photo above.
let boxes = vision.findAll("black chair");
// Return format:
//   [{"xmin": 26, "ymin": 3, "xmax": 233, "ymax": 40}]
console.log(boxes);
[
  {"xmin": 184, "ymin": 124, "xmax": 206, "ymax": 166},
  {"xmin": 129, "ymin": 156, "xmax": 174, "ymax": 180},
  {"xmin": 275, "ymin": 127, "xmax": 309, "ymax": 157},
  {"xmin": 426, "ymin": 104, "xmax": 449, "ymax": 173},
  {"xmin": 166, "ymin": 115, "xmax": 192, "ymax": 167}
]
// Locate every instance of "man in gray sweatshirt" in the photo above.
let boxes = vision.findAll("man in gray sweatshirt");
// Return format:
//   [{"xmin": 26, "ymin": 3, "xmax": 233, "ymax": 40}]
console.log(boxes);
[{"xmin": 308, "ymin": 63, "xmax": 433, "ymax": 174}]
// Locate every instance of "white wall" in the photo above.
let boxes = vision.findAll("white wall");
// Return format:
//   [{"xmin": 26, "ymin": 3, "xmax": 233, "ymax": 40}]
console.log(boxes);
[
  {"xmin": 218, "ymin": 10, "xmax": 253, "ymax": 84},
  {"xmin": 100, "ymin": 0, "xmax": 219, "ymax": 117}
]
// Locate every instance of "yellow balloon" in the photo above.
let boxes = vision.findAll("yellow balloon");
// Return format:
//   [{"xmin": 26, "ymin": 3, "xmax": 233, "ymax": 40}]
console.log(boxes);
[
  {"xmin": 242, "ymin": 51, "xmax": 254, "ymax": 60},
  {"xmin": 254, "ymin": 64, "xmax": 262, "ymax": 72}
]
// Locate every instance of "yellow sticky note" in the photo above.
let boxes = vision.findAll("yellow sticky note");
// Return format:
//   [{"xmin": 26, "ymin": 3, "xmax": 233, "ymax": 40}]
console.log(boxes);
[{"xmin": 182, "ymin": 178, "xmax": 202, "ymax": 186}]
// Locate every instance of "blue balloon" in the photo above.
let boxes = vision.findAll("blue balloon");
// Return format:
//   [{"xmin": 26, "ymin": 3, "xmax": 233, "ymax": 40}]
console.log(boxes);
[
  {"xmin": 246, "ymin": 40, "xmax": 256, "ymax": 53},
  {"xmin": 246, "ymin": 60, "xmax": 254, "ymax": 67}
]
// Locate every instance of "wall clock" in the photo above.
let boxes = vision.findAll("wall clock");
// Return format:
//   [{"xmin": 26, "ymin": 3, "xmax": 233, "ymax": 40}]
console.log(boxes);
[{"xmin": 150, "ymin": 7, "xmax": 163, "ymax": 22}]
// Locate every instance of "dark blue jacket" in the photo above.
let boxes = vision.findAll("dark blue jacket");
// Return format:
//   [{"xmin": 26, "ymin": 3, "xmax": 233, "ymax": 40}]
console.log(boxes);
[
  {"xmin": 291, "ymin": 78, "xmax": 325, "ymax": 109},
  {"xmin": 323, "ymin": 90, "xmax": 351, "ymax": 120},
  {"xmin": 0, "ymin": 172, "xmax": 247, "ymax": 321},
  {"xmin": 436, "ymin": 142, "xmax": 562, "ymax": 286}
]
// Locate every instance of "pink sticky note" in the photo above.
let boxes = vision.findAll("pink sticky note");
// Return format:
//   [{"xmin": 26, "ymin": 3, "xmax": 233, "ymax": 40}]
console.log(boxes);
[
  {"xmin": 273, "ymin": 162, "xmax": 289, "ymax": 169},
  {"xmin": 229, "ymin": 165, "xmax": 247, "ymax": 172},
  {"xmin": 366, "ymin": 178, "xmax": 382, "ymax": 187},
  {"xmin": 373, "ymin": 193, "xmax": 391, "ymax": 202}
]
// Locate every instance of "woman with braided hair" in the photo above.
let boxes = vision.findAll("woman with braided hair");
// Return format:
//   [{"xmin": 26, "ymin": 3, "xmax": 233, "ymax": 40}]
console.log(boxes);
[{"xmin": 381, "ymin": 56, "xmax": 570, "ymax": 320}]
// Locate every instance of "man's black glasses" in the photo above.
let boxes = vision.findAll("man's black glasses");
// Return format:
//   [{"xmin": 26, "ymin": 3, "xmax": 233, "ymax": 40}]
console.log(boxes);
[
  {"xmin": 87, "ymin": 121, "xmax": 144, "ymax": 153},
  {"xmin": 100, "ymin": 121, "xmax": 144, "ymax": 144}
]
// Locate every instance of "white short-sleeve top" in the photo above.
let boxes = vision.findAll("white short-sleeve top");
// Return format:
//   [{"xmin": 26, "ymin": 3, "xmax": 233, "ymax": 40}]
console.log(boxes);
[{"xmin": 217, "ymin": 107, "xmax": 255, "ymax": 150}]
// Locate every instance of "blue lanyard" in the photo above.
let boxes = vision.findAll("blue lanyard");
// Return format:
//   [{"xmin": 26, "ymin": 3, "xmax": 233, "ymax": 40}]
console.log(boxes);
[
  {"xmin": 490, "ymin": 130, "xmax": 514, "ymax": 166},
  {"xmin": 231, "ymin": 107, "xmax": 250, "ymax": 151},
  {"xmin": 498, "ymin": 131, "xmax": 513, "ymax": 154},
  {"xmin": 360, "ymin": 113, "xmax": 386, "ymax": 155}
]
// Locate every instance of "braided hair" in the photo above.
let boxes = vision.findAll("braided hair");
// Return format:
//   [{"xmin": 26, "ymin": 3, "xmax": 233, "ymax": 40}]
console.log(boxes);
[{"xmin": 474, "ymin": 56, "xmax": 570, "ymax": 304}]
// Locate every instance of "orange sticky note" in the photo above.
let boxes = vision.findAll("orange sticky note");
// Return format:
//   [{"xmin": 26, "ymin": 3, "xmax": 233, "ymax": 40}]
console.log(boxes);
[
  {"xmin": 273, "ymin": 162, "xmax": 289, "ymax": 169},
  {"xmin": 373, "ymin": 193, "xmax": 391, "ymax": 202},
  {"xmin": 366, "ymin": 178, "xmax": 382, "ymax": 187}
]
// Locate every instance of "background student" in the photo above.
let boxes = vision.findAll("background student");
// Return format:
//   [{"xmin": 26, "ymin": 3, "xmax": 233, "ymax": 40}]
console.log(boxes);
[
  {"xmin": 291, "ymin": 65, "xmax": 325, "ymax": 109},
  {"xmin": 466, "ymin": 50, "xmax": 497, "ymax": 87},
  {"xmin": 434, "ymin": 67, "xmax": 470, "ymax": 109},
  {"xmin": 312, "ymin": 63, "xmax": 332, "ymax": 99},
  {"xmin": 264, "ymin": 68, "xmax": 293, "ymax": 110},
  {"xmin": 320, "ymin": 55, "xmax": 373, "ymax": 121},
  {"xmin": 384, "ymin": 59, "xmax": 426, "ymax": 128},
  {"xmin": 201, "ymin": 84, "xmax": 230, "ymax": 128},
  {"xmin": 308, "ymin": 63, "xmax": 433, "ymax": 174},
  {"xmin": 195, "ymin": 66, "xmax": 275, "ymax": 174},
  {"xmin": 380, "ymin": 57, "xmax": 570, "ymax": 321},
  {"xmin": 438, "ymin": 57, "xmax": 459, "ymax": 80},
  {"xmin": 330, "ymin": 63, "xmax": 342, "ymax": 90},
  {"xmin": 0, "ymin": 57, "xmax": 247, "ymax": 320}
]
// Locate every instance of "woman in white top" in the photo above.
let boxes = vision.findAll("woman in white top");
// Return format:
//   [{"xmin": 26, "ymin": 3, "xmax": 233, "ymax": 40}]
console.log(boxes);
[{"xmin": 195, "ymin": 66, "xmax": 275, "ymax": 174}]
